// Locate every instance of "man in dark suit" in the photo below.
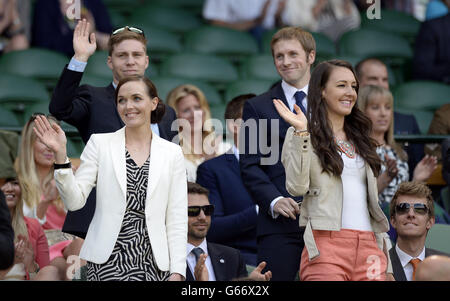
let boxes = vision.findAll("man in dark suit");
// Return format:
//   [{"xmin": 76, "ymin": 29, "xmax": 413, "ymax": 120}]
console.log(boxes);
[
  {"xmin": 413, "ymin": 11, "xmax": 450, "ymax": 84},
  {"xmin": 0, "ymin": 190, "xmax": 14, "ymax": 270},
  {"xmin": 239, "ymin": 27, "xmax": 316, "ymax": 281},
  {"xmin": 388, "ymin": 181, "xmax": 450, "ymax": 281},
  {"xmin": 196, "ymin": 94, "xmax": 258, "ymax": 267},
  {"xmin": 355, "ymin": 57, "xmax": 424, "ymax": 173},
  {"xmin": 49, "ymin": 20, "xmax": 177, "ymax": 238},
  {"xmin": 185, "ymin": 182, "xmax": 271, "ymax": 281}
]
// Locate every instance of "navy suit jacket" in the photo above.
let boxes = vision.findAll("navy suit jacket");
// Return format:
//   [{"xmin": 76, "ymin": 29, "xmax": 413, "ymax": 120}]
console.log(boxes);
[
  {"xmin": 0, "ymin": 191, "xmax": 14, "ymax": 269},
  {"xmin": 413, "ymin": 13, "xmax": 450, "ymax": 83},
  {"xmin": 49, "ymin": 67, "xmax": 178, "ymax": 237},
  {"xmin": 196, "ymin": 152, "xmax": 257, "ymax": 264},
  {"xmin": 239, "ymin": 82, "xmax": 302, "ymax": 237},
  {"xmin": 185, "ymin": 242, "xmax": 248, "ymax": 281},
  {"xmin": 389, "ymin": 246, "xmax": 449, "ymax": 281}
]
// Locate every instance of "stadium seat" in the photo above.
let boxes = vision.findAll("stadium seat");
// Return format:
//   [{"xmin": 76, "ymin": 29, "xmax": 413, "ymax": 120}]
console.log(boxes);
[
  {"xmin": 147, "ymin": 0, "xmax": 204, "ymax": 14},
  {"xmin": 426, "ymin": 223, "xmax": 450, "ymax": 254},
  {"xmin": 159, "ymin": 54, "xmax": 239, "ymax": 90},
  {"xmin": 0, "ymin": 48, "xmax": 68, "ymax": 90},
  {"xmin": 0, "ymin": 107, "xmax": 22, "ymax": 129},
  {"xmin": 393, "ymin": 81, "xmax": 450, "ymax": 111},
  {"xmin": 224, "ymin": 79, "xmax": 274, "ymax": 103},
  {"xmin": 439, "ymin": 186, "xmax": 450, "ymax": 214},
  {"xmin": 338, "ymin": 29, "xmax": 413, "ymax": 62},
  {"xmin": 84, "ymin": 50, "xmax": 159, "ymax": 80},
  {"xmin": 240, "ymin": 55, "xmax": 280, "ymax": 82},
  {"xmin": 360, "ymin": 9, "xmax": 420, "ymax": 45},
  {"xmin": 151, "ymin": 77, "xmax": 223, "ymax": 107},
  {"xmin": 127, "ymin": 5, "xmax": 202, "ymax": 34},
  {"xmin": 103, "ymin": 0, "xmax": 141, "ymax": 16},
  {"xmin": 140, "ymin": 24, "xmax": 183, "ymax": 62},
  {"xmin": 311, "ymin": 32, "xmax": 337, "ymax": 60},
  {"xmin": 394, "ymin": 108, "xmax": 434, "ymax": 134},
  {"xmin": 0, "ymin": 74, "xmax": 49, "ymax": 122},
  {"xmin": 185, "ymin": 26, "xmax": 259, "ymax": 63}
]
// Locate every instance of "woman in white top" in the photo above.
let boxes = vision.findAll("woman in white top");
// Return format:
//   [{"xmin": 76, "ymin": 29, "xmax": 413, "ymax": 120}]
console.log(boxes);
[
  {"xmin": 33, "ymin": 76, "xmax": 187, "ymax": 281},
  {"xmin": 276, "ymin": 59, "xmax": 393, "ymax": 281}
]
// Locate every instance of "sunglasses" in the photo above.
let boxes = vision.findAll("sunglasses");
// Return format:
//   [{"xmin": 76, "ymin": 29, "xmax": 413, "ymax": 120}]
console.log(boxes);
[
  {"xmin": 112, "ymin": 26, "xmax": 145, "ymax": 37},
  {"xmin": 395, "ymin": 203, "xmax": 429, "ymax": 215},
  {"xmin": 188, "ymin": 205, "xmax": 214, "ymax": 217}
]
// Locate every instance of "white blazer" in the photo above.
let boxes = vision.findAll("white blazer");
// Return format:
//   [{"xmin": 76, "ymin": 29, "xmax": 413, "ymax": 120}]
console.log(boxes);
[{"xmin": 54, "ymin": 127, "xmax": 188, "ymax": 277}]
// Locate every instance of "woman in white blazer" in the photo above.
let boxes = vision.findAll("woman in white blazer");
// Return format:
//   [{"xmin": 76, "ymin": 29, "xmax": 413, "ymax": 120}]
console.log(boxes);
[{"xmin": 33, "ymin": 76, "xmax": 188, "ymax": 281}]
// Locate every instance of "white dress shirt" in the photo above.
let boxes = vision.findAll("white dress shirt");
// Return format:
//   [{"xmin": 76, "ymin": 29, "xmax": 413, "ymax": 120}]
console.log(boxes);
[
  {"xmin": 186, "ymin": 239, "xmax": 216, "ymax": 281},
  {"xmin": 395, "ymin": 244, "xmax": 426, "ymax": 281}
]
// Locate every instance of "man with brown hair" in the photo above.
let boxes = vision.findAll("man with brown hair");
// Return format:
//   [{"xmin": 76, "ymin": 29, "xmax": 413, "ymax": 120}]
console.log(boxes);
[
  {"xmin": 388, "ymin": 181, "xmax": 449, "ymax": 281},
  {"xmin": 239, "ymin": 26, "xmax": 315, "ymax": 280},
  {"xmin": 49, "ymin": 19, "xmax": 177, "ymax": 238}
]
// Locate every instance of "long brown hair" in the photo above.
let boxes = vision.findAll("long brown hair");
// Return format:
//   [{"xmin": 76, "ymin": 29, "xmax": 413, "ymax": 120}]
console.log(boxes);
[{"xmin": 307, "ymin": 59, "xmax": 381, "ymax": 177}]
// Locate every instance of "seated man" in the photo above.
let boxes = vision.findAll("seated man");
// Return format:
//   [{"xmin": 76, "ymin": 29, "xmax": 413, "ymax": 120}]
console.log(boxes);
[
  {"xmin": 186, "ymin": 182, "xmax": 271, "ymax": 281},
  {"xmin": 196, "ymin": 94, "xmax": 258, "ymax": 267},
  {"xmin": 389, "ymin": 182, "xmax": 450, "ymax": 281}
]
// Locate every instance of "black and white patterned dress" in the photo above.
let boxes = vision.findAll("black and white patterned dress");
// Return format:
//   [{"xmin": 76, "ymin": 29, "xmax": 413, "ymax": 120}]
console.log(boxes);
[{"xmin": 86, "ymin": 149, "xmax": 170, "ymax": 281}]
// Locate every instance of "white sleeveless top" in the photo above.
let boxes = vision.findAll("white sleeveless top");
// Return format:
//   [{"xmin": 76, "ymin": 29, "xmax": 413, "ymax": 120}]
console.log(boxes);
[{"xmin": 340, "ymin": 153, "xmax": 373, "ymax": 231}]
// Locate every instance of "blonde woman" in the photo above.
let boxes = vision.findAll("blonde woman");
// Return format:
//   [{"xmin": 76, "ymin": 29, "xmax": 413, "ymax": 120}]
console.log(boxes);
[
  {"xmin": 16, "ymin": 114, "xmax": 84, "ymax": 280},
  {"xmin": 167, "ymin": 84, "xmax": 231, "ymax": 181},
  {"xmin": 358, "ymin": 85, "xmax": 437, "ymax": 204}
]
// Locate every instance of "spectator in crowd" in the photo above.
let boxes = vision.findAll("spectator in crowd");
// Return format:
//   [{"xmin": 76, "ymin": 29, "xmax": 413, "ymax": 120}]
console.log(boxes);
[
  {"xmin": 415, "ymin": 255, "xmax": 450, "ymax": 281},
  {"xmin": 0, "ymin": 177, "xmax": 58, "ymax": 280},
  {"xmin": 239, "ymin": 26, "xmax": 316, "ymax": 281},
  {"xmin": 16, "ymin": 114, "xmax": 84, "ymax": 280},
  {"xmin": 388, "ymin": 182, "xmax": 450, "ymax": 281},
  {"xmin": 186, "ymin": 182, "xmax": 271, "ymax": 281},
  {"xmin": 383, "ymin": 0, "xmax": 424, "ymax": 19},
  {"xmin": 49, "ymin": 20, "xmax": 177, "ymax": 239},
  {"xmin": 32, "ymin": 0, "xmax": 112, "ymax": 56},
  {"xmin": 202, "ymin": 0, "xmax": 286, "ymax": 47},
  {"xmin": 34, "ymin": 76, "xmax": 188, "ymax": 281},
  {"xmin": 281, "ymin": 0, "xmax": 360, "ymax": 42},
  {"xmin": 278, "ymin": 59, "xmax": 393, "ymax": 281},
  {"xmin": 167, "ymin": 84, "xmax": 231, "ymax": 182},
  {"xmin": 426, "ymin": 104, "xmax": 450, "ymax": 159},
  {"xmin": 442, "ymin": 138, "xmax": 450, "ymax": 186},
  {"xmin": 425, "ymin": 0, "xmax": 449, "ymax": 20},
  {"xmin": 0, "ymin": 190, "xmax": 14, "ymax": 270},
  {"xmin": 412, "ymin": 8, "xmax": 450, "ymax": 84},
  {"xmin": 196, "ymin": 94, "xmax": 258, "ymax": 267},
  {"xmin": 355, "ymin": 58, "xmax": 424, "ymax": 174},
  {"xmin": 0, "ymin": 0, "xmax": 29, "ymax": 53},
  {"xmin": 358, "ymin": 85, "xmax": 437, "ymax": 205}
]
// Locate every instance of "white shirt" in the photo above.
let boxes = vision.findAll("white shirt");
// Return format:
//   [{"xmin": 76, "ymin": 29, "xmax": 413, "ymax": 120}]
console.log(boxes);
[
  {"xmin": 340, "ymin": 153, "xmax": 372, "ymax": 231},
  {"xmin": 187, "ymin": 240, "xmax": 216, "ymax": 281},
  {"xmin": 395, "ymin": 244, "xmax": 426, "ymax": 281},
  {"xmin": 269, "ymin": 81, "xmax": 309, "ymax": 219},
  {"xmin": 68, "ymin": 57, "xmax": 161, "ymax": 137},
  {"xmin": 203, "ymin": 0, "xmax": 283, "ymax": 29}
]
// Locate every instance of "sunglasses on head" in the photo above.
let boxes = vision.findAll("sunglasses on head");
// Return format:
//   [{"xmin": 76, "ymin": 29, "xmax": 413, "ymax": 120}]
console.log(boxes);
[
  {"xmin": 111, "ymin": 26, "xmax": 145, "ymax": 37},
  {"xmin": 188, "ymin": 205, "xmax": 214, "ymax": 217},
  {"xmin": 29, "ymin": 112, "xmax": 58, "ymax": 123},
  {"xmin": 395, "ymin": 203, "xmax": 429, "ymax": 215}
]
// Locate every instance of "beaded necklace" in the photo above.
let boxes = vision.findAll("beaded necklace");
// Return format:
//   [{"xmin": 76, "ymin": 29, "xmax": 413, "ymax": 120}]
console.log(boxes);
[{"xmin": 334, "ymin": 137, "xmax": 355, "ymax": 159}]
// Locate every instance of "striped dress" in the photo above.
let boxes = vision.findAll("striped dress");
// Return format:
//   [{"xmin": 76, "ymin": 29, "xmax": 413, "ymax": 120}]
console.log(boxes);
[{"xmin": 86, "ymin": 149, "xmax": 170, "ymax": 281}]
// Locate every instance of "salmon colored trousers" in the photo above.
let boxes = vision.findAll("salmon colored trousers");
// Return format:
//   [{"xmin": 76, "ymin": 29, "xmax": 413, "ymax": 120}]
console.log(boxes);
[{"xmin": 300, "ymin": 229, "xmax": 387, "ymax": 281}]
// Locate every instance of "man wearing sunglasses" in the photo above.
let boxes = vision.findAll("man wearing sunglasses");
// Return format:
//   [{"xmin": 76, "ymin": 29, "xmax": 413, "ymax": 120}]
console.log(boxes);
[
  {"xmin": 388, "ymin": 181, "xmax": 449, "ymax": 281},
  {"xmin": 186, "ymin": 182, "xmax": 271, "ymax": 281},
  {"xmin": 48, "ymin": 19, "xmax": 178, "ymax": 239}
]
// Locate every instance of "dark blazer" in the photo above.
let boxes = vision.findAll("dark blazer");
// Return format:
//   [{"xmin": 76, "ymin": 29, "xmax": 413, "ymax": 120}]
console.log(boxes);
[
  {"xmin": 0, "ymin": 191, "xmax": 14, "ymax": 270},
  {"xmin": 389, "ymin": 246, "xmax": 449, "ymax": 281},
  {"xmin": 185, "ymin": 242, "xmax": 248, "ymax": 281},
  {"xmin": 196, "ymin": 152, "xmax": 257, "ymax": 265},
  {"xmin": 239, "ymin": 82, "xmax": 302, "ymax": 237},
  {"xmin": 393, "ymin": 111, "xmax": 424, "ymax": 176},
  {"xmin": 442, "ymin": 137, "xmax": 450, "ymax": 185},
  {"xmin": 49, "ymin": 66, "xmax": 178, "ymax": 238},
  {"xmin": 412, "ymin": 13, "xmax": 450, "ymax": 83}
]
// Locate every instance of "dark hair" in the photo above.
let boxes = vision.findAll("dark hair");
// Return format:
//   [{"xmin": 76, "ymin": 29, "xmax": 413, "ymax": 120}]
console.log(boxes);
[
  {"xmin": 115, "ymin": 76, "xmax": 165, "ymax": 124},
  {"xmin": 307, "ymin": 59, "xmax": 381, "ymax": 176},
  {"xmin": 224, "ymin": 94, "xmax": 256, "ymax": 120},
  {"xmin": 390, "ymin": 181, "xmax": 435, "ymax": 218},
  {"xmin": 187, "ymin": 182, "xmax": 209, "ymax": 197},
  {"xmin": 355, "ymin": 57, "xmax": 386, "ymax": 80}
]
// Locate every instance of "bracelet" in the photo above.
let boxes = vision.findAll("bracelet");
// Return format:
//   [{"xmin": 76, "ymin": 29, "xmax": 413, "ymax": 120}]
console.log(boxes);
[
  {"xmin": 294, "ymin": 128, "xmax": 308, "ymax": 133},
  {"xmin": 54, "ymin": 161, "xmax": 71, "ymax": 169},
  {"xmin": 294, "ymin": 128, "xmax": 308, "ymax": 136}
]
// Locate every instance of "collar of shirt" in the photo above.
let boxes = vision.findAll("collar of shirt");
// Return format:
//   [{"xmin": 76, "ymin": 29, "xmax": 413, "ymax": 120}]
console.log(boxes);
[
  {"xmin": 396, "ymin": 243, "xmax": 426, "ymax": 268},
  {"xmin": 186, "ymin": 240, "xmax": 216, "ymax": 281},
  {"xmin": 281, "ymin": 80, "xmax": 309, "ymax": 112}
]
